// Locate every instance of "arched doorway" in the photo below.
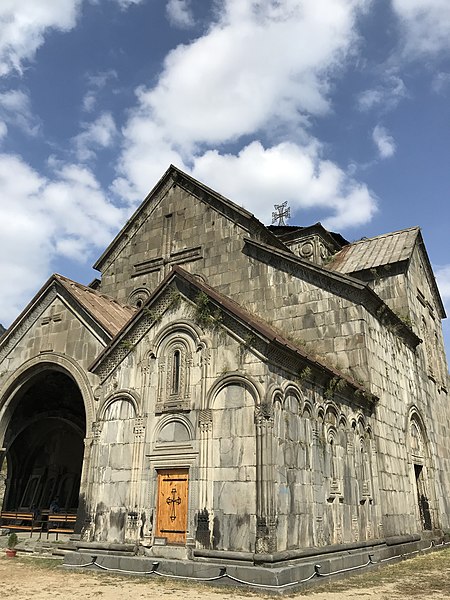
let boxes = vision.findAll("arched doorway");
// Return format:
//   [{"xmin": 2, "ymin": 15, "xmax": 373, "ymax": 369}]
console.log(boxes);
[
  {"xmin": 408, "ymin": 412, "xmax": 433, "ymax": 531},
  {"xmin": 1, "ymin": 369, "xmax": 86, "ymax": 513}
]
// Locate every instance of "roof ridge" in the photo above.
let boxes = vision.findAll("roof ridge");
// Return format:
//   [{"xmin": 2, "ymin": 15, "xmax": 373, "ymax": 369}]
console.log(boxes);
[
  {"xmin": 54, "ymin": 274, "xmax": 135, "ymax": 310},
  {"xmin": 348, "ymin": 226, "xmax": 420, "ymax": 247}
]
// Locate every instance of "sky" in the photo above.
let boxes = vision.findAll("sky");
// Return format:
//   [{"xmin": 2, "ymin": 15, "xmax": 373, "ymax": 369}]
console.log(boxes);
[{"xmin": 0, "ymin": 0, "xmax": 449, "ymax": 356}]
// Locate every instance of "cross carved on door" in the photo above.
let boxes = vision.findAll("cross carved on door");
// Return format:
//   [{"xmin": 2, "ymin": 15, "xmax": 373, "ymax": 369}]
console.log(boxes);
[{"xmin": 166, "ymin": 487, "xmax": 181, "ymax": 521}]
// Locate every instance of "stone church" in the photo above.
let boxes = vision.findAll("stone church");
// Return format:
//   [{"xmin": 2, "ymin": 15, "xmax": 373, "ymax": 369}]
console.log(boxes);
[{"xmin": 0, "ymin": 165, "xmax": 449, "ymax": 568}]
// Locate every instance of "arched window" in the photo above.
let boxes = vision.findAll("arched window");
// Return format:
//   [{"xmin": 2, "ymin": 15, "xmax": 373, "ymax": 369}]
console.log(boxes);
[
  {"xmin": 156, "ymin": 336, "xmax": 192, "ymax": 413},
  {"xmin": 171, "ymin": 349, "xmax": 181, "ymax": 395}
]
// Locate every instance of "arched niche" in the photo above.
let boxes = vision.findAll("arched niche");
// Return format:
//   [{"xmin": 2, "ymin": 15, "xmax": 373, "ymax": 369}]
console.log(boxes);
[
  {"xmin": 209, "ymin": 376, "xmax": 259, "ymax": 550},
  {"xmin": 210, "ymin": 376, "xmax": 260, "ymax": 460},
  {"xmin": 153, "ymin": 415, "xmax": 194, "ymax": 451},
  {"xmin": 101, "ymin": 396, "xmax": 138, "ymax": 421},
  {"xmin": 99, "ymin": 397, "xmax": 137, "ymax": 446},
  {"xmin": 207, "ymin": 373, "xmax": 262, "ymax": 410}
]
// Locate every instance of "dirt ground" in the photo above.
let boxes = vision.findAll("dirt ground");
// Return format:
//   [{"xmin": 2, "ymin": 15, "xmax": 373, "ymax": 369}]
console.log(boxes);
[{"xmin": 1, "ymin": 547, "xmax": 450, "ymax": 600}]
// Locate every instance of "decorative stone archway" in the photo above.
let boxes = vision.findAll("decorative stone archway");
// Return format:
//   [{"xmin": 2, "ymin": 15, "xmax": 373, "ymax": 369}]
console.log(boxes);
[
  {"xmin": 0, "ymin": 357, "xmax": 93, "ymax": 529},
  {"xmin": 407, "ymin": 409, "xmax": 434, "ymax": 531}
]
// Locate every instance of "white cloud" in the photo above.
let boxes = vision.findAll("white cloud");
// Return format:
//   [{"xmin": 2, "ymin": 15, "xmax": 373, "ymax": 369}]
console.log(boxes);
[
  {"xmin": 113, "ymin": 0, "xmax": 376, "ymax": 230},
  {"xmin": 436, "ymin": 265, "xmax": 450, "ymax": 359},
  {"xmin": 436, "ymin": 265, "xmax": 450, "ymax": 304},
  {"xmin": 0, "ymin": 121, "xmax": 7, "ymax": 140},
  {"xmin": 166, "ymin": 0, "xmax": 195, "ymax": 29},
  {"xmin": 135, "ymin": 0, "xmax": 366, "ymax": 149},
  {"xmin": 73, "ymin": 112, "xmax": 118, "ymax": 161},
  {"xmin": 192, "ymin": 141, "xmax": 377, "ymax": 229},
  {"xmin": 357, "ymin": 76, "xmax": 407, "ymax": 113},
  {"xmin": 111, "ymin": 0, "xmax": 144, "ymax": 8},
  {"xmin": 0, "ymin": 0, "xmax": 142, "ymax": 79},
  {"xmin": 0, "ymin": 0, "xmax": 83, "ymax": 77},
  {"xmin": 392, "ymin": 0, "xmax": 450, "ymax": 57},
  {"xmin": 82, "ymin": 70, "xmax": 118, "ymax": 113},
  {"xmin": 432, "ymin": 72, "xmax": 450, "ymax": 94},
  {"xmin": 0, "ymin": 89, "xmax": 40, "ymax": 135},
  {"xmin": 372, "ymin": 125, "xmax": 396, "ymax": 159},
  {"xmin": 0, "ymin": 153, "xmax": 125, "ymax": 323}
]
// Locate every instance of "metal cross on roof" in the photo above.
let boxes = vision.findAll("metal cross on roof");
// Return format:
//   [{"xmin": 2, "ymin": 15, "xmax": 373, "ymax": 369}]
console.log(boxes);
[{"xmin": 272, "ymin": 201, "xmax": 291, "ymax": 226}]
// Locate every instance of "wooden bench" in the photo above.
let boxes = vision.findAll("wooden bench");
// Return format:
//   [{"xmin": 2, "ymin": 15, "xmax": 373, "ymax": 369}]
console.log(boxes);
[
  {"xmin": 47, "ymin": 513, "xmax": 77, "ymax": 540},
  {"xmin": 0, "ymin": 511, "xmax": 42, "ymax": 537}
]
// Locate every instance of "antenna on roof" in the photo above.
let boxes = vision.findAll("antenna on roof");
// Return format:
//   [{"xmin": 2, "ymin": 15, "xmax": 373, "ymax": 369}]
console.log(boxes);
[{"xmin": 272, "ymin": 201, "xmax": 291, "ymax": 226}]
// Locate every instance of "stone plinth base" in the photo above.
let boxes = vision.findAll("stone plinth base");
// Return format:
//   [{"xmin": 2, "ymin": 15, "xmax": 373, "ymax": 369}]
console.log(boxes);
[{"xmin": 63, "ymin": 535, "xmax": 442, "ymax": 594}]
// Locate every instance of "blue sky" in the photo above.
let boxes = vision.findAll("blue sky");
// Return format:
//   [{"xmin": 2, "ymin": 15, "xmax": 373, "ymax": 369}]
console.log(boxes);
[{"xmin": 0, "ymin": 0, "xmax": 449, "ymax": 357}]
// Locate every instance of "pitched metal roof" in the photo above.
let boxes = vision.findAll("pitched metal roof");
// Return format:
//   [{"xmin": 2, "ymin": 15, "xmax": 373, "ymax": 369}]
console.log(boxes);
[
  {"xmin": 55, "ymin": 274, "xmax": 136, "ymax": 337},
  {"xmin": 328, "ymin": 227, "xmax": 420, "ymax": 274}
]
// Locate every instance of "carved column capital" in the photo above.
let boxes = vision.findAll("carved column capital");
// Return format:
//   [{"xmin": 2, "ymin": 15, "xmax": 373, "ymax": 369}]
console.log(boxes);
[
  {"xmin": 255, "ymin": 403, "xmax": 274, "ymax": 427},
  {"xmin": 133, "ymin": 417, "xmax": 146, "ymax": 439},
  {"xmin": 199, "ymin": 409, "xmax": 212, "ymax": 432},
  {"xmin": 92, "ymin": 421, "xmax": 103, "ymax": 440}
]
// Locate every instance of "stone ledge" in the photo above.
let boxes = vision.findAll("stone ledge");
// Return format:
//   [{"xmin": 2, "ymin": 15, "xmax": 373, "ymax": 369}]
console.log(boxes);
[{"xmin": 63, "ymin": 534, "xmax": 441, "ymax": 594}]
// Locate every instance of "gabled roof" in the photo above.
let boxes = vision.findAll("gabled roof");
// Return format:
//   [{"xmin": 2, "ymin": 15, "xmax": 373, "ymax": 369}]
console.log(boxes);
[
  {"xmin": 90, "ymin": 265, "xmax": 377, "ymax": 408},
  {"xmin": 328, "ymin": 227, "xmax": 420, "ymax": 274},
  {"xmin": 54, "ymin": 275, "xmax": 135, "ymax": 337},
  {"xmin": 93, "ymin": 164, "xmax": 288, "ymax": 272},
  {"xmin": 0, "ymin": 274, "xmax": 136, "ymax": 363},
  {"xmin": 327, "ymin": 227, "xmax": 446, "ymax": 318}
]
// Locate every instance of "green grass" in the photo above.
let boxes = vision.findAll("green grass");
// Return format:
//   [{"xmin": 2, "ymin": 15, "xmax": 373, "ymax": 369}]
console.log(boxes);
[{"xmin": 301, "ymin": 547, "xmax": 450, "ymax": 597}]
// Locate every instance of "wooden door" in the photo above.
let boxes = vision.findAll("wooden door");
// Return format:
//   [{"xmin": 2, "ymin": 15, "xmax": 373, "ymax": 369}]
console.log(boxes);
[{"xmin": 155, "ymin": 469, "xmax": 189, "ymax": 544}]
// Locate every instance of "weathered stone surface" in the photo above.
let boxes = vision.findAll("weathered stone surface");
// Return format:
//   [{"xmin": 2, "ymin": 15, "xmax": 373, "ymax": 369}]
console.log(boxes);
[{"xmin": 0, "ymin": 165, "xmax": 448, "ymax": 563}]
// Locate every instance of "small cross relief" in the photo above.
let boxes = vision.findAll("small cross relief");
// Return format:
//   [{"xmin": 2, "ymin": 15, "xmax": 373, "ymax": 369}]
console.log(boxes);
[
  {"xmin": 41, "ymin": 305, "xmax": 63, "ymax": 326},
  {"xmin": 133, "ymin": 245, "xmax": 203, "ymax": 278},
  {"xmin": 133, "ymin": 211, "xmax": 203, "ymax": 278}
]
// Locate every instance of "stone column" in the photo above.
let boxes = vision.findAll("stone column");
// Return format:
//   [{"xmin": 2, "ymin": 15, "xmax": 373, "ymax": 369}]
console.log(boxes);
[
  {"xmin": 125, "ymin": 417, "xmax": 146, "ymax": 543},
  {"xmin": 75, "ymin": 436, "xmax": 93, "ymax": 537},
  {"xmin": 312, "ymin": 420, "xmax": 325, "ymax": 546},
  {"xmin": 255, "ymin": 403, "xmax": 277, "ymax": 553},
  {"xmin": 196, "ymin": 408, "xmax": 213, "ymax": 548},
  {"xmin": 82, "ymin": 421, "xmax": 103, "ymax": 540}
]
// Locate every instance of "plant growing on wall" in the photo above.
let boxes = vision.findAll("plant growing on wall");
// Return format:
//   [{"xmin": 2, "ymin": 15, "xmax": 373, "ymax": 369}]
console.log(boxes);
[
  {"xmin": 296, "ymin": 366, "xmax": 312, "ymax": 384},
  {"xmin": 324, "ymin": 376, "xmax": 347, "ymax": 400},
  {"xmin": 192, "ymin": 292, "xmax": 223, "ymax": 333}
]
